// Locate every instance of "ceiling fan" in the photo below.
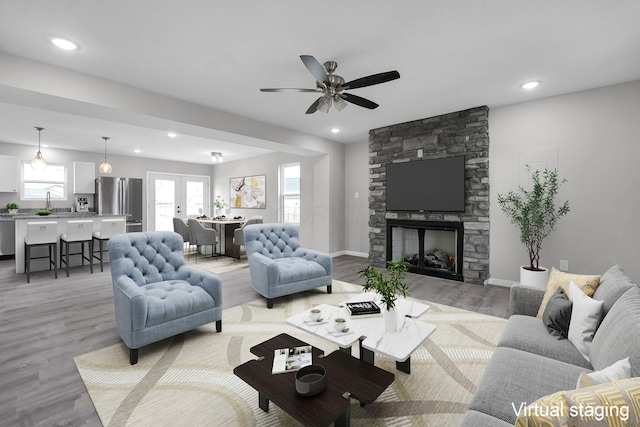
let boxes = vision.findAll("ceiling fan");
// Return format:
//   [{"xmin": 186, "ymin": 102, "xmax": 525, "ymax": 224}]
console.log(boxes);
[{"xmin": 260, "ymin": 55, "xmax": 400, "ymax": 114}]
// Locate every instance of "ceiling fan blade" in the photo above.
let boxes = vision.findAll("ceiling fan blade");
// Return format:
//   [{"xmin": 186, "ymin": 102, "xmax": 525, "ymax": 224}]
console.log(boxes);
[
  {"xmin": 342, "ymin": 70, "xmax": 400, "ymax": 90},
  {"xmin": 305, "ymin": 97, "xmax": 322, "ymax": 114},
  {"xmin": 340, "ymin": 93, "xmax": 379, "ymax": 109},
  {"xmin": 300, "ymin": 55, "xmax": 328, "ymax": 85},
  {"xmin": 260, "ymin": 88, "xmax": 321, "ymax": 92}
]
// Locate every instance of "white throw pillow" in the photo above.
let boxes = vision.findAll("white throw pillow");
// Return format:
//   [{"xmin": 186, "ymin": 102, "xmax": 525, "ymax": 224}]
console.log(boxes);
[
  {"xmin": 576, "ymin": 357, "xmax": 631, "ymax": 389},
  {"xmin": 567, "ymin": 281, "xmax": 604, "ymax": 361}
]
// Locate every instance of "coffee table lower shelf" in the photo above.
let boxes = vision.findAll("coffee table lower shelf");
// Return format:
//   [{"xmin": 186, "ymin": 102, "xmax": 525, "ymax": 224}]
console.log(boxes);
[{"xmin": 233, "ymin": 333, "xmax": 394, "ymax": 427}]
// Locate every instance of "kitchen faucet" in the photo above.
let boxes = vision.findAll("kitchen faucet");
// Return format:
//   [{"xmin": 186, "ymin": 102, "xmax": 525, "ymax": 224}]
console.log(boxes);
[{"xmin": 45, "ymin": 191, "xmax": 51, "ymax": 211}]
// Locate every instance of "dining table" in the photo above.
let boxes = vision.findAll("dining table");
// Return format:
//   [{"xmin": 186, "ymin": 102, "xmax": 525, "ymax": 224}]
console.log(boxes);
[{"xmin": 196, "ymin": 217, "xmax": 244, "ymax": 258}]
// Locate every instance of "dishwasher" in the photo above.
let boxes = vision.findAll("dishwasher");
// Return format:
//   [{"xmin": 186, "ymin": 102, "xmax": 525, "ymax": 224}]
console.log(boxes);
[{"xmin": 0, "ymin": 218, "xmax": 15, "ymax": 256}]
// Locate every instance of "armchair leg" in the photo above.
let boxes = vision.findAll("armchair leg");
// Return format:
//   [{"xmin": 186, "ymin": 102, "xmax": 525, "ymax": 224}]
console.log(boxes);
[
  {"xmin": 267, "ymin": 298, "xmax": 274, "ymax": 309},
  {"xmin": 327, "ymin": 284, "xmax": 332, "ymax": 294},
  {"xmin": 130, "ymin": 348, "xmax": 139, "ymax": 365},
  {"xmin": 216, "ymin": 320, "xmax": 222, "ymax": 332}
]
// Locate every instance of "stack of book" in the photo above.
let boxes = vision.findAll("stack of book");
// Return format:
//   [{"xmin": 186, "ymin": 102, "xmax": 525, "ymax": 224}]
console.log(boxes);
[{"xmin": 345, "ymin": 301, "xmax": 381, "ymax": 317}]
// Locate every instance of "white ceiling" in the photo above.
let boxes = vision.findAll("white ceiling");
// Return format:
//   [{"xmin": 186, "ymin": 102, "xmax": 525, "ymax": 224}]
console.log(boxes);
[{"xmin": 0, "ymin": 0, "xmax": 639, "ymax": 165}]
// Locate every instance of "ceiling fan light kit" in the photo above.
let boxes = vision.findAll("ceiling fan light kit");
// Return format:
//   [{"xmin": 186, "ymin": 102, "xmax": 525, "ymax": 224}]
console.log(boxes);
[{"xmin": 261, "ymin": 55, "xmax": 400, "ymax": 114}]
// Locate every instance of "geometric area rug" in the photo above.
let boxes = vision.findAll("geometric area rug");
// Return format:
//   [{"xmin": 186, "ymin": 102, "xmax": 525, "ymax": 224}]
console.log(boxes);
[{"xmin": 74, "ymin": 280, "xmax": 507, "ymax": 426}]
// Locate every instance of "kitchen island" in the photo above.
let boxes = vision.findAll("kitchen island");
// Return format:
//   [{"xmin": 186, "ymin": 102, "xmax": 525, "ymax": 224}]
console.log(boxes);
[{"xmin": 14, "ymin": 213, "xmax": 127, "ymax": 274}]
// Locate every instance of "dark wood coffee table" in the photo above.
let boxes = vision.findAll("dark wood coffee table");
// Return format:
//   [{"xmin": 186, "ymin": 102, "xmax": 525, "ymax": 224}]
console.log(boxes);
[{"xmin": 234, "ymin": 333, "xmax": 394, "ymax": 427}]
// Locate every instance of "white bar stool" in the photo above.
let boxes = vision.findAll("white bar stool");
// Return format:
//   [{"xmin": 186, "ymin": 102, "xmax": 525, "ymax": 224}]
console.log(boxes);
[
  {"xmin": 24, "ymin": 221, "xmax": 58, "ymax": 283},
  {"xmin": 60, "ymin": 220, "xmax": 94, "ymax": 277},
  {"xmin": 92, "ymin": 218, "xmax": 126, "ymax": 272}
]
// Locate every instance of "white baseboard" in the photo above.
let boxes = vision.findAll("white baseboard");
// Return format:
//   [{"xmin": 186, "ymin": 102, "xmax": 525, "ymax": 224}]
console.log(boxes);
[
  {"xmin": 484, "ymin": 277, "xmax": 518, "ymax": 288},
  {"xmin": 331, "ymin": 250, "xmax": 368, "ymax": 258}
]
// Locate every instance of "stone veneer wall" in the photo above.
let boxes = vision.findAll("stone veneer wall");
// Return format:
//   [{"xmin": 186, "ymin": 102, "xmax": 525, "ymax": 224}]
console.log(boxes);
[{"xmin": 368, "ymin": 106, "xmax": 490, "ymax": 285}]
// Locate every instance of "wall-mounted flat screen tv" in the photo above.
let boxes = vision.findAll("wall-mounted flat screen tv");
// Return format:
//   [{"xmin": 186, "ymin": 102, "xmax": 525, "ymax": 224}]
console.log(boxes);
[{"xmin": 386, "ymin": 156, "xmax": 465, "ymax": 212}]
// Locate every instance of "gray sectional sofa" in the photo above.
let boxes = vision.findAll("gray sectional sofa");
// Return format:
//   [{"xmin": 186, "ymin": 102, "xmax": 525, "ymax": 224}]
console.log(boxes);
[{"xmin": 460, "ymin": 265, "xmax": 640, "ymax": 426}]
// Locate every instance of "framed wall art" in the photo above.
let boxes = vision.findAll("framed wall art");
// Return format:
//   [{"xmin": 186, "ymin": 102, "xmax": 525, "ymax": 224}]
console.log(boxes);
[{"xmin": 229, "ymin": 174, "xmax": 266, "ymax": 208}]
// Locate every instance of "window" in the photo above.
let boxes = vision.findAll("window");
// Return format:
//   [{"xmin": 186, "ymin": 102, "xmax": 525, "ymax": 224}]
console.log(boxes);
[
  {"xmin": 280, "ymin": 163, "xmax": 300, "ymax": 223},
  {"xmin": 22, "ymin": 163, "xmax": 67, "ymax": 200}
]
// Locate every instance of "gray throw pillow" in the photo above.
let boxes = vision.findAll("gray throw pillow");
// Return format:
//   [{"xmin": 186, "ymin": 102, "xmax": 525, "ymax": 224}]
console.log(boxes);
[{"xmin": 542, "ymin": 288, "xmax": 572, "ymax": 339}]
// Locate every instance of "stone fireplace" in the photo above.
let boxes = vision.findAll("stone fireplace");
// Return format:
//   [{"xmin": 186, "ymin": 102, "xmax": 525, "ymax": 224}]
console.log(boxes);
[
  {"xmin": 387, "ymin": 219, "xmax": 464, "ymax": 281},
  {"xmin": 368, "ymin": 106, "xmax": 490, "ymax": 285}
]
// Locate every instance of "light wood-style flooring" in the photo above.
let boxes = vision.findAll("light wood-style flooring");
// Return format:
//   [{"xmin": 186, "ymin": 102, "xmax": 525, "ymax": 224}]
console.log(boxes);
[{"xmin": 0, "ymin": 255, "xmax": 509, "ymax": 426}]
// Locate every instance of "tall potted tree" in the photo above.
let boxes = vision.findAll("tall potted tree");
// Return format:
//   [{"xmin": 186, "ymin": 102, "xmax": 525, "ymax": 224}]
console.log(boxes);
[
  {"xmin": 358, "ymin": 259, "xmax": 410, "ymax": 332},
  {"xmin": 497, "ymin": 168, "xmax": 570, "ymax": 288}
]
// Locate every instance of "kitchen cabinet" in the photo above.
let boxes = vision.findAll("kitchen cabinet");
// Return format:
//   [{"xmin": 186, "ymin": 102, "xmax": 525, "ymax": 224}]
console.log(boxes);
[
  {"xmin": 73, "ymin": 161, "xmax": 96, "ymax": 194},
  {"xmin": 0, "ymin": 155, "xmax": 18, "ymax": 192}
]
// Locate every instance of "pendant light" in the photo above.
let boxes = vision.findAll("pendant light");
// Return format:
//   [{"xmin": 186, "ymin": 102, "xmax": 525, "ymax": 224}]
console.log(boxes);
[
  {"xmin": 31, "ymin": 127, "xmax": 47, "ymax": 170},
  {"xmin": 99, "ymin": 136, "xmax": 113, "ymax": 174}
]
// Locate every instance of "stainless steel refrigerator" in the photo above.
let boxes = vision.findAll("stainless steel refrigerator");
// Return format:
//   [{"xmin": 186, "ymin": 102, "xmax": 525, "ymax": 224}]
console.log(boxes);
[{"xmin": 95, "ymin": 177, "xmax": 143, "ymax": 232}]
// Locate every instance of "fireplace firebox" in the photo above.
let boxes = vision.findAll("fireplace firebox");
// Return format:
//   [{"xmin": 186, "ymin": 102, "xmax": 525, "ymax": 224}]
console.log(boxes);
[{"xmin": 387, "ymin": 219, "xmax": 464, "ymax": 281}]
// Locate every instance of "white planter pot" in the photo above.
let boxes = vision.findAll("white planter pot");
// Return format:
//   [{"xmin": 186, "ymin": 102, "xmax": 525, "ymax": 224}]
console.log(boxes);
[
  {"xmin": 520, "ymin": 265, "xmax": 550, "ymax": 289},
  {"xmin": 384, "ymin": 307, "xmax": 397, "ymax": 333},
  {"xmin": 8, "ymin": 209, "xmax": 18, "ymax": 215}
]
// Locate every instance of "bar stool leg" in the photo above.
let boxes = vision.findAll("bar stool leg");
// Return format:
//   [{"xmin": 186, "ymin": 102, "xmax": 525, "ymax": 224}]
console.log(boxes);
[
  {"xmin": 25, "ymin": 243, "xmax": 30, "ymax": 283},
  {"xmin": 99, "ymin": 239, "xmax": 104, "ymax": 272},
  {"xmin": 53, "ymin": 242, "xmax": 57, "ymax": 279},
  {"xmin": 89, "ymin": 239, "xmax": 94, "ymax": 274}
]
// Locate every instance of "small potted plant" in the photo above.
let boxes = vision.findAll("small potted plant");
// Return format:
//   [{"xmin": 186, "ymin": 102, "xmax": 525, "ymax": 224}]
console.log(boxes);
[
  {"xmin": 6, "ymin": 202, "xmax": 19, "ymax": 215},
  {"xmin": 358, "ymin": 259, "xmax": 410, "ymax": 332},
  {"xmin": 497, "ymin": 168, "xmax": 570, "ymax": 288},
  {"xmin": 213, "ymin": 195, "xmax": 228, "ymax": 218}
]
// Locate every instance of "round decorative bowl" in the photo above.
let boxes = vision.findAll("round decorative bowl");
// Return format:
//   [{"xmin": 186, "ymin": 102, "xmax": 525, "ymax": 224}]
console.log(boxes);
[
  {"xmin": 295, "ymin": 364, "xmax": 327, "ymax": 397},
  {"xmin": 37, "ymin": 210, "xmax": 51, "ymax": 216}
]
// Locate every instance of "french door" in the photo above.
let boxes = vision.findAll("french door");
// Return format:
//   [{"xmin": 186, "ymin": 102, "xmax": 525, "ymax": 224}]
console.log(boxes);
[{"xmin": 148, "ymin": 172, "xmax": 210, "ymax": 231}]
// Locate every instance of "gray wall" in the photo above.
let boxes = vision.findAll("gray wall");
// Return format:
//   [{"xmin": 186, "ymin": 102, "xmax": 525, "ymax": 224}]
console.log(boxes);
[
  {"xmin": 0, "ymin": 141, "xmax": 212, "ymax": 230},
  {"xmin": 344, "ymin": 142, "xmax": 369, "ymax": 256},
  {"xmin": 490, "ymin": 80, "xmax": 640, "ymax": 281},
  {"xmin": 211, "ymin": 147, "xmax": 346, "ymax": 254}
]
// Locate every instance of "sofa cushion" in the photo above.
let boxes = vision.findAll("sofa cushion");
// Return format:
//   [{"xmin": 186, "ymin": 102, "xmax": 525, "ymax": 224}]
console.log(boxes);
[
  {"xmin": 590, "ymin": 286, "xmax": 640, "ymax": 375},
  {"xmin": 498, "ymin": 315, "xmax": 592, "ymax": 369},
  {"xmin": 141, "ymin": 280, "xmax": 216, "ymax": 328},
  {"xmin": 273, "ymin": 257, "xmax": 328, "ymax": 285},
  {"xmin": 536, "ymin": 267, "xmax": 601, "ymax": 319},
  {"xmin": 460, "ymin": 410, "xmax": 513, "ymax": 427},
  {"xmin": 468, "ymin": 347, "xmax": 590, "ymax": 424},
  {"xmin": 592, "ymin": 264, "xmax": 636, "ymax": 315},
  {"xmin": 542, "ymin": 287, "xmax": 572, "ymax": 339}
]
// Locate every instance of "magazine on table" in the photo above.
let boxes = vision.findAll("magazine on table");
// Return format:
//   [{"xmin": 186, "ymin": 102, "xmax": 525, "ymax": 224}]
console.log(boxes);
[
  {"xmin": 345, "ymin": 301, "xmax": 381, "ymax": 317},
  {"xmin": 271, "ymin": 345, "xmax": 313, "ymax": 374}
]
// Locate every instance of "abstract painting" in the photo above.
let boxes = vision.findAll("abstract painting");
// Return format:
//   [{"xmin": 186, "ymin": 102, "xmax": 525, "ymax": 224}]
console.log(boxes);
[{"xmin": 229, "ymin": 174, "xmax": 266, "ymax": 208}]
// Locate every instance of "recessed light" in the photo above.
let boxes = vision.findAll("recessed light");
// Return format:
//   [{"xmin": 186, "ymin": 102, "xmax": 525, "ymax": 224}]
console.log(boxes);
[
  {"xmin": 51, "ymin": 37, "xmax": 78, "ymax": 50},
  {"xmin": 330, "ymin": 128, "xmax": 340, "ymax": 134},
  {"xmin": 167, "ymin": 132, "xmax": 177, "ymax": 138},
  {"xmin": 134, "ymin": 149, "xmax": 141, "ymax": 153},
  {"xmin": 521, "ymin": 81, "xmax": 541, "ymax": 90},
  {"xmin": 41, "ymin": 144, "xmax": 50, "ymax": 148}
]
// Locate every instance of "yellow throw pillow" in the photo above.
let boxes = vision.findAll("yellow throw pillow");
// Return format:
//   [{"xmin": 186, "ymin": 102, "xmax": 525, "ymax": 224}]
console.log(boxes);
[
  {"xmin": 514, "ymin": 390, "xmax": 570, "ymax": 427},
  {"xmin": 536, "ymin": 267, "xmax": 601, "ymax": 319},
  {"xmin": 564, "ymin": 377, "xmax": 640, "ymax": 426},
  {"xmin": 515, "ymin": 378, "xmax": 640, "ymax": 427}
]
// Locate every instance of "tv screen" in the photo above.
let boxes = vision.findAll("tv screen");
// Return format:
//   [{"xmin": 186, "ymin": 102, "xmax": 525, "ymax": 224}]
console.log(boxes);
[{"xmin": 386, "ymin": 156, "xmax": 465, "ymax": 212}]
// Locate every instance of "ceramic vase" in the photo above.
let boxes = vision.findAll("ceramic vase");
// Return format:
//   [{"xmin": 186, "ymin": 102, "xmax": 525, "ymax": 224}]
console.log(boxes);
[
  {"xmin": 384, "ymin": 307, "xmax": 397, "ymax": 333},
  {"xmin": 520, "ymin": 265, "xmax": 549, "ymax": 289}
]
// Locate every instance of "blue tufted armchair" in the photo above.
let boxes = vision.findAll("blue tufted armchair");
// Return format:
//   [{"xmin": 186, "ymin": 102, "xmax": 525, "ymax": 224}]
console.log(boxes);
[
  {"xmin": 108, "ymin": 231, "xmax": 223, "ymax": 364},
  {"xmin": 243, "ymin": 223, "xmax": 333, "ymax": 308}
]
